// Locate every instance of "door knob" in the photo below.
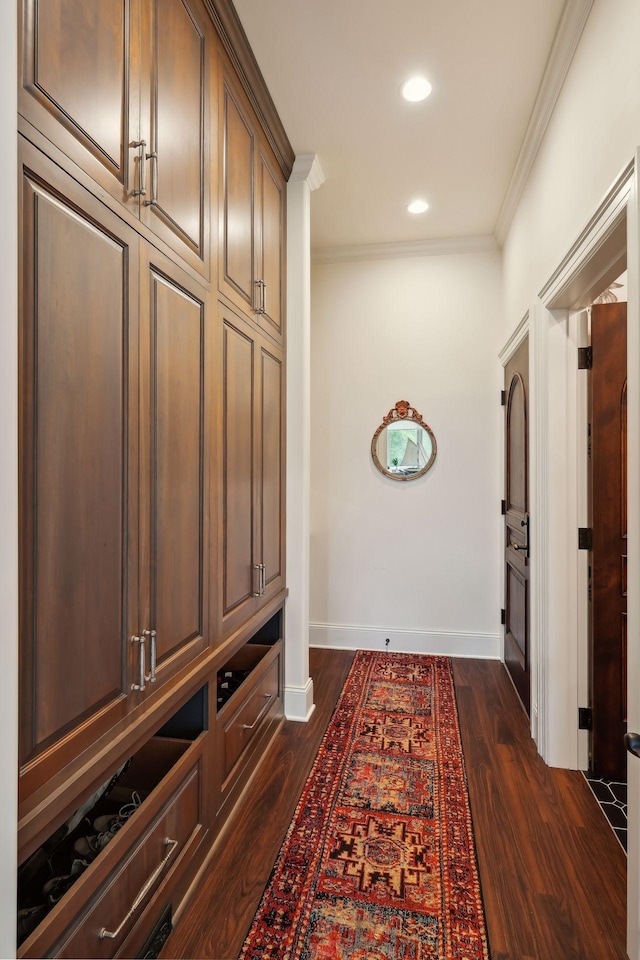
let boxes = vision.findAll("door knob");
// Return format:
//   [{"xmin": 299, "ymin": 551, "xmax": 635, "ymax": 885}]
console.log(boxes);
[{"xmin": 624, "ymin": 732, "xmax": 640, "ymax": 757}]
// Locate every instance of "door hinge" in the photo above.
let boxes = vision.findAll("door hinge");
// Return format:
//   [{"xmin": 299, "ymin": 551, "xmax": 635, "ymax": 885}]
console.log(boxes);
[
  {"xmin": 587, "ymin": 422, "xmax": 592, "ymax": 459},
  {"xmin": 500, "ymin": 389, "xmax": 506, "ymax": 406},
  {"xmin": 501, "ymin": 499, "xmax": 506, "ymax": 515},
  {"xmin": 578, "ymin": 527, "xmax": 593, "ymax": 550},
  {"xmin": 578, "ymin": 707, "xmax": 593, "ymax": 730},
  {"xmin": 500, "ymin": 608, "xmax": 506, "ymax": 625},
  {"xmin": 578, "ymin": 346, "xmax": 593, "ymax": 370}
]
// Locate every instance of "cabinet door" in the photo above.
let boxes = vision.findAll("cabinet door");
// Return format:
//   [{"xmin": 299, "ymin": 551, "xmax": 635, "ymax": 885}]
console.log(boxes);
[
  {"xmin": 20, "ymin": 0, "xmax": 142, "ymax": 214},
  {"xmin": 256, "ymin": 141, "xmax": 285, "ymax": 344},
  {"xmin": 140, "ymin": 0, "xmax": 213, "ymax": 277},
  {"xmin": 18, "ymin": 140, "xmax": 140, "ymax": 801},
  {"xmin": 218, "ymin": 305, "xmax": 285, "ymax": 638},
  {"xmin": 258, "ymin": 345, "xmax": 285, "ymax": 601},
  {"xmin": 138, "ymin": 245, "xmax": 212, "ymax": 692},
  {"xmin": 219, "ymin": 305, "xmax": 257, "ymax": 636},
  {"xmin": 219, "ymin": 68, "xmax": 256, "ymax": 317}
]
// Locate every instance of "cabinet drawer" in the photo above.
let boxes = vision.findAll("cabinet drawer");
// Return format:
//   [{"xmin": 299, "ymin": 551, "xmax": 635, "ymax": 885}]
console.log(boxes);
[
  {"xmin": 54, "ymin": 756, "xmax": 202, "ymax": 958},
  {"xmin": 221, "ymin": 654, "xmax": 280, "ymax": 784}
]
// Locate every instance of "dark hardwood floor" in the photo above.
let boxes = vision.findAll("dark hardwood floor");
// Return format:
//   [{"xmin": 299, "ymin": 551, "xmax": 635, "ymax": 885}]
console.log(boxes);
[{"xmin": 161, "ymin": 650, "xmax": 627, "ymax": 960}]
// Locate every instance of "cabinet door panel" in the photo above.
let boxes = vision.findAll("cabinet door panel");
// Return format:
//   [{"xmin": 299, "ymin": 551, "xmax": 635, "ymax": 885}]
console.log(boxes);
[
  {"xmin": 220, "ymin": 77, "xmax": 255, "ymax": 313},
  {"xmin": 260, "ymin": 348, "xmax": 284, "ymax": 596},
  {"xmin": 19, "ymin": 143, "xmax": 138, "ymax": 794},
  {"xmin": 142, "ymin": 0, "xmax": 211, "ymax": 275},
  {"xmin": 20, "ymin": 0, "xmax": 140, "ymax": 211},
  {"xmin": 140, "ymin": 250, "xmax": 210, "ymax": 687},
  {"xmin": 257, "ymin": 147, "xmax": 284, "ymax": 343},
  {"xmin": 221, "ymin": 312, "xmax": 255, "ymax": 627}
]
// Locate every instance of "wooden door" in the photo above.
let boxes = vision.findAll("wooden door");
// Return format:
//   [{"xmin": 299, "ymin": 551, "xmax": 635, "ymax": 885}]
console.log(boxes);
[
  {"xmin": 256, "ymin": 142, "xmax": 285, "ymax": 344},
  {"xmin": 18, "ymin": 139, "xmax": 140, "ymax": 800},
  {"xmin": 138, "ymin": 244, "xmax": 211, "ymax": 693},
  {"xmin": 258, "ymin": 345, "xmax": 285, "ymax": 601},
  {"xmin": 220, "ymin": 304, "xmax": 257, "ymax": 636},
  {"xmin": 220, "ymin": 68, "xmax": 256, "ymax": 318},
  {"xmin": 20, "ymin": 0, "xmax": 142, "ymax": 214},
  {"xmin": 504, "ymin": 337, "xmax": 530, "ymax": 714},
  {"xmin": 140, "ymin": 0, "xmax": 212, "ymax": 276},
  {"xmin": 591, "ymin": 302, "xmax": 627, "ymax": 779}
]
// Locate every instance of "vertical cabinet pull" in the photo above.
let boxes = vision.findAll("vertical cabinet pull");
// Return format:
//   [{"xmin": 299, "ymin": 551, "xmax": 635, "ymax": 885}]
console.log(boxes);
[
  {"xmin": 131, "ymin": 140, "xmax": 147, "ymax": 197},
  {"xmin": 144, "ymin": 629, "xmax": 157, "ymax": 683},
  {"xmin": 252, "ymin": 563, "xmax": 267, "ymax": 597},
  {"xmin": 144, "ymin": 152, "xmax": 159, "ymax": 207},
  {"xmin": 254, "ymin": 280, "xmax": 266, "ymax": 315},
  {"xmin": 130, "ymin": 634, "xmax": 146, "ymax": 691}
]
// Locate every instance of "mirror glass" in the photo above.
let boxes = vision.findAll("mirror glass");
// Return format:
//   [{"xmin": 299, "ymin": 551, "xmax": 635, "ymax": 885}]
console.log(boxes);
[{"xmin": 371, "ymin": 401, "xmax": 437, "ymax": 481}]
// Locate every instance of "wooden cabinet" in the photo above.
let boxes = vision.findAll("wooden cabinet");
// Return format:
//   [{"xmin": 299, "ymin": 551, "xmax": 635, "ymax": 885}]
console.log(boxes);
[
  {"xmin": 19, "ymin": 140, "xmax": 212, "ymax": 804},
  {"xmin": 138, "ymin": 243, "xmax": 213, "ymax": 693},
  {"xmin": 17, "ymin": 1, "xmax": 292, "ymax": 954},
  {"xmin": 218, "ymin": 303, "xmax": 285, "ymax": 638},
  {"xmin": 20, "ymin": 0, "xmax": 214, "ymax": 276},
  {"xmin": 219, "ymin": 65, "xmax": 286, "ymax": 344},
  {"xmin": 19, "ymin": 140, "xmax": 141, "ymax": 802},
  {"xmin": 214, "ymin": 608, "xmax": 284, "ymax": 816}
]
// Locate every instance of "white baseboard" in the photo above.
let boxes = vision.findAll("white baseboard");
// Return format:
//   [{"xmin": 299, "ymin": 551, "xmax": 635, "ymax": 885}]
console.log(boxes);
[
  {"xmin": 284, "ymin": 677, "xmax": 316, "ymax": 722},
  {"xmin": 309, "ymin": 623, "xmax": 501, "ymax": 660}
]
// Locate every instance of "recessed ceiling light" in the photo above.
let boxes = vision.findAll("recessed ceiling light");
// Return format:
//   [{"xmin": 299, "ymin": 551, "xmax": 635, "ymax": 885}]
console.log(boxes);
[
  {"xmin": 401, "ymin": 77, "xmax": 432, "ymax": 102},
  {"xmin": 407, "ymin": 200, "xmax": 429, "ymax": 214}
]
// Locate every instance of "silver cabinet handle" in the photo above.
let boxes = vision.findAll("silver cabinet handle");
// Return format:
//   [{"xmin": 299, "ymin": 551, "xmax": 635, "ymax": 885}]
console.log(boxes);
[
  {"xmin": 131, "ymin": 140, "xmax": 147, "ymax": 197},
  {"xmin": 130, "ymin": 634, "xmax": 146, "ymax": 691},
  {"xmin": 254, "ymin": 279, "xmax": 264, "ymax": 314},
  {"xmin": 242, "ymin": 694, "xmax": 274, "ymax": 731},
  {"xmin": 261, "ymin": 280, "xmax": 267, "ymax": 316},
  {"xmin": 253, "ymin": 563, "xmax": 262, "ymax": 597},
  {"xmin": 99, "ymin": 838, "xmax": 178, "ymax": 941},
  {"xmin": 260, "ymin": 562, "xmax": 266, "ymax": 596},
  {"xmin": 144, "ymin": 629, "xmax": 157, "ymax": 683},
  {"xmin": 144, "ymin": 151, "xmax": 158, "ymax": 207}
]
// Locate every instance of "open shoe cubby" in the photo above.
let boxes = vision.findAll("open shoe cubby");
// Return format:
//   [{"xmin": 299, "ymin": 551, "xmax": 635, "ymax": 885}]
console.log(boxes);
[
  {"xmin": 216, "ymin": 608, "xmax": 283, "ymax": 712},
  {"xmin": 17, "ymin": 685, "xmax": 207, "ymax": 951}
]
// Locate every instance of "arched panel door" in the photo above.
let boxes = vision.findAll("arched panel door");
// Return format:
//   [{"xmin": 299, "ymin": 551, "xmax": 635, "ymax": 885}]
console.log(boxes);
[{"xmin": 504, "ymin": 337, "xmax": 530, "ymax": 714}]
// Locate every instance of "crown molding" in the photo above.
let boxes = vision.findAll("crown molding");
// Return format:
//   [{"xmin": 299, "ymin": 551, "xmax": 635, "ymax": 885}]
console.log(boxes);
[
  {"xmin": 312, "ymin": 234, "xmax": 498, "ymax": 265},
  {"xmin": 204, "ymin": 0, "xmax": 295, "ymax": 178},
  {"xmin": 499, "ymin": 312, "xmax": 530, "ymax": 366},
  {"xmin": 290, "ymin": 154, "xmax": 326, "ymax": 191},
  {"xmin": 494, "ymin": 0, "xmax": 594, "ymax": 246}
]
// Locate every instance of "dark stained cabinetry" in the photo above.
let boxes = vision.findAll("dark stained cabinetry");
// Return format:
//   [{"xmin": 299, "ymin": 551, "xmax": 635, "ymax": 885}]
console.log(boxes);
[
  {"xmin": 19, "ymin": 141, "xmax": 213, "ymax": 806},
  {"xmin": 20, "ymin": 0, "xmax": 213, "ymax": 276},
  {"xmin": 219, "ymin": 304, "xmax": 285, "ymax": 639},
  {"xmin": 17, "ymin": 1, "xmax": 291, "ymax": 955},
  {"xmin": 219, "ymin": 65, "xmax": 285, "ymax": 344}
]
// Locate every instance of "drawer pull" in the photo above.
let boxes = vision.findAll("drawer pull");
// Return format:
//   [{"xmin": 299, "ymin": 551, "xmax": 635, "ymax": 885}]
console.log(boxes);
[
  {"xmin": 98, "ymin": 837, "xmax": 178, "ymax": 941},
  {"xmin": 242, "ymin": 694, "xmax": 274, "ymax": 731}
]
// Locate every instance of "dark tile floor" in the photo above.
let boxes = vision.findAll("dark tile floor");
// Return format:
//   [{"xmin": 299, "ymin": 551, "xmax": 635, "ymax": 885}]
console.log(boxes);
[{"xmin": 584, "ymin": 774, "xmax": 627, "ymax": 851}]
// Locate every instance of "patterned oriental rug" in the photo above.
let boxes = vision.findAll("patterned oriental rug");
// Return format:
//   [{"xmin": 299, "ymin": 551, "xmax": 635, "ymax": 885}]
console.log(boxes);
[{"xmin": 240, "ymin": 651, "xmax": 490, "ymax": 960}]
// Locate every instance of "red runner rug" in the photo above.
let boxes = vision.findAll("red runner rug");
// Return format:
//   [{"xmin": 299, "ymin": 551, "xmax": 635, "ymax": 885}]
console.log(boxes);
[{"xmin": 240, "ymin": 651, "xmax": 490, "ymax": 960}]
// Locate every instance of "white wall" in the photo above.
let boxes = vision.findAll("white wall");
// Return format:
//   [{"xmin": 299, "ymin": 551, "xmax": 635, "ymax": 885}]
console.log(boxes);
[
  {"xmin": 310, "ymin": 251, "xmax": 503, "ymax": 658},
  {"xmin": 0, "ymin": 1, "xmax": 18, "ymax": 955},
  {"xmin": 503, "ymin": 0, "xmax": 640, "ymax": 330}
]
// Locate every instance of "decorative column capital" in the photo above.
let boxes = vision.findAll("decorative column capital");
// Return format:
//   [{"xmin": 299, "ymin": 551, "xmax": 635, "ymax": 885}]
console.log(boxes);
[{"xmin": 289, "ymin": 154, "xmax": 325, "ymax": 191}]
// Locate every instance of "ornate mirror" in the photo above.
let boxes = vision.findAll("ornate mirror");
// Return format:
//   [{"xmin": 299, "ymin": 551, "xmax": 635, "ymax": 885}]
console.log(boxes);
[{"xmin": 371, "ymin": 400, "xmax": 437, "ymax": 481}]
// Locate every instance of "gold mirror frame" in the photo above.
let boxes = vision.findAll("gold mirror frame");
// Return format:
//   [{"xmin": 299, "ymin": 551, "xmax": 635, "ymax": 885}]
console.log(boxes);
[{"xmin": 371, "ymin": 400, "xmax": 437, "ymax": 482}]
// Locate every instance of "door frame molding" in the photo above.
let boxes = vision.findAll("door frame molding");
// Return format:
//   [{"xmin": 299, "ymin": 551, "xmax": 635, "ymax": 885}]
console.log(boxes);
[{"xmin": 532, "ymin": 159, "xmax": 633, "ymax": 773}]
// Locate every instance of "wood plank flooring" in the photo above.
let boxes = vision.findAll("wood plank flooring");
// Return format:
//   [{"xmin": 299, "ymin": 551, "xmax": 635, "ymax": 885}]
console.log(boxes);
[{"xmin": 161, "ymin": 651, "xmax": 627, "ymax": 960}]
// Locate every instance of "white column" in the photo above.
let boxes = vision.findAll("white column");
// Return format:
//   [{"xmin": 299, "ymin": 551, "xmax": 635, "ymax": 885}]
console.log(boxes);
[
  {"xmin": 284, "ymin": 154, "xmax": 324, "ymax": 721},
  {"xmin": 0, "ymin": 1, "xmax": 18, "ymax": 955}
]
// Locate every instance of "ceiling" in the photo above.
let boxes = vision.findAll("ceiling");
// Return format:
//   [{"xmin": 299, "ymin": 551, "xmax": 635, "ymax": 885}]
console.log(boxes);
[{"xmin": 232, "ymin": 0, "xmax": 580, "ymax": 252}]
